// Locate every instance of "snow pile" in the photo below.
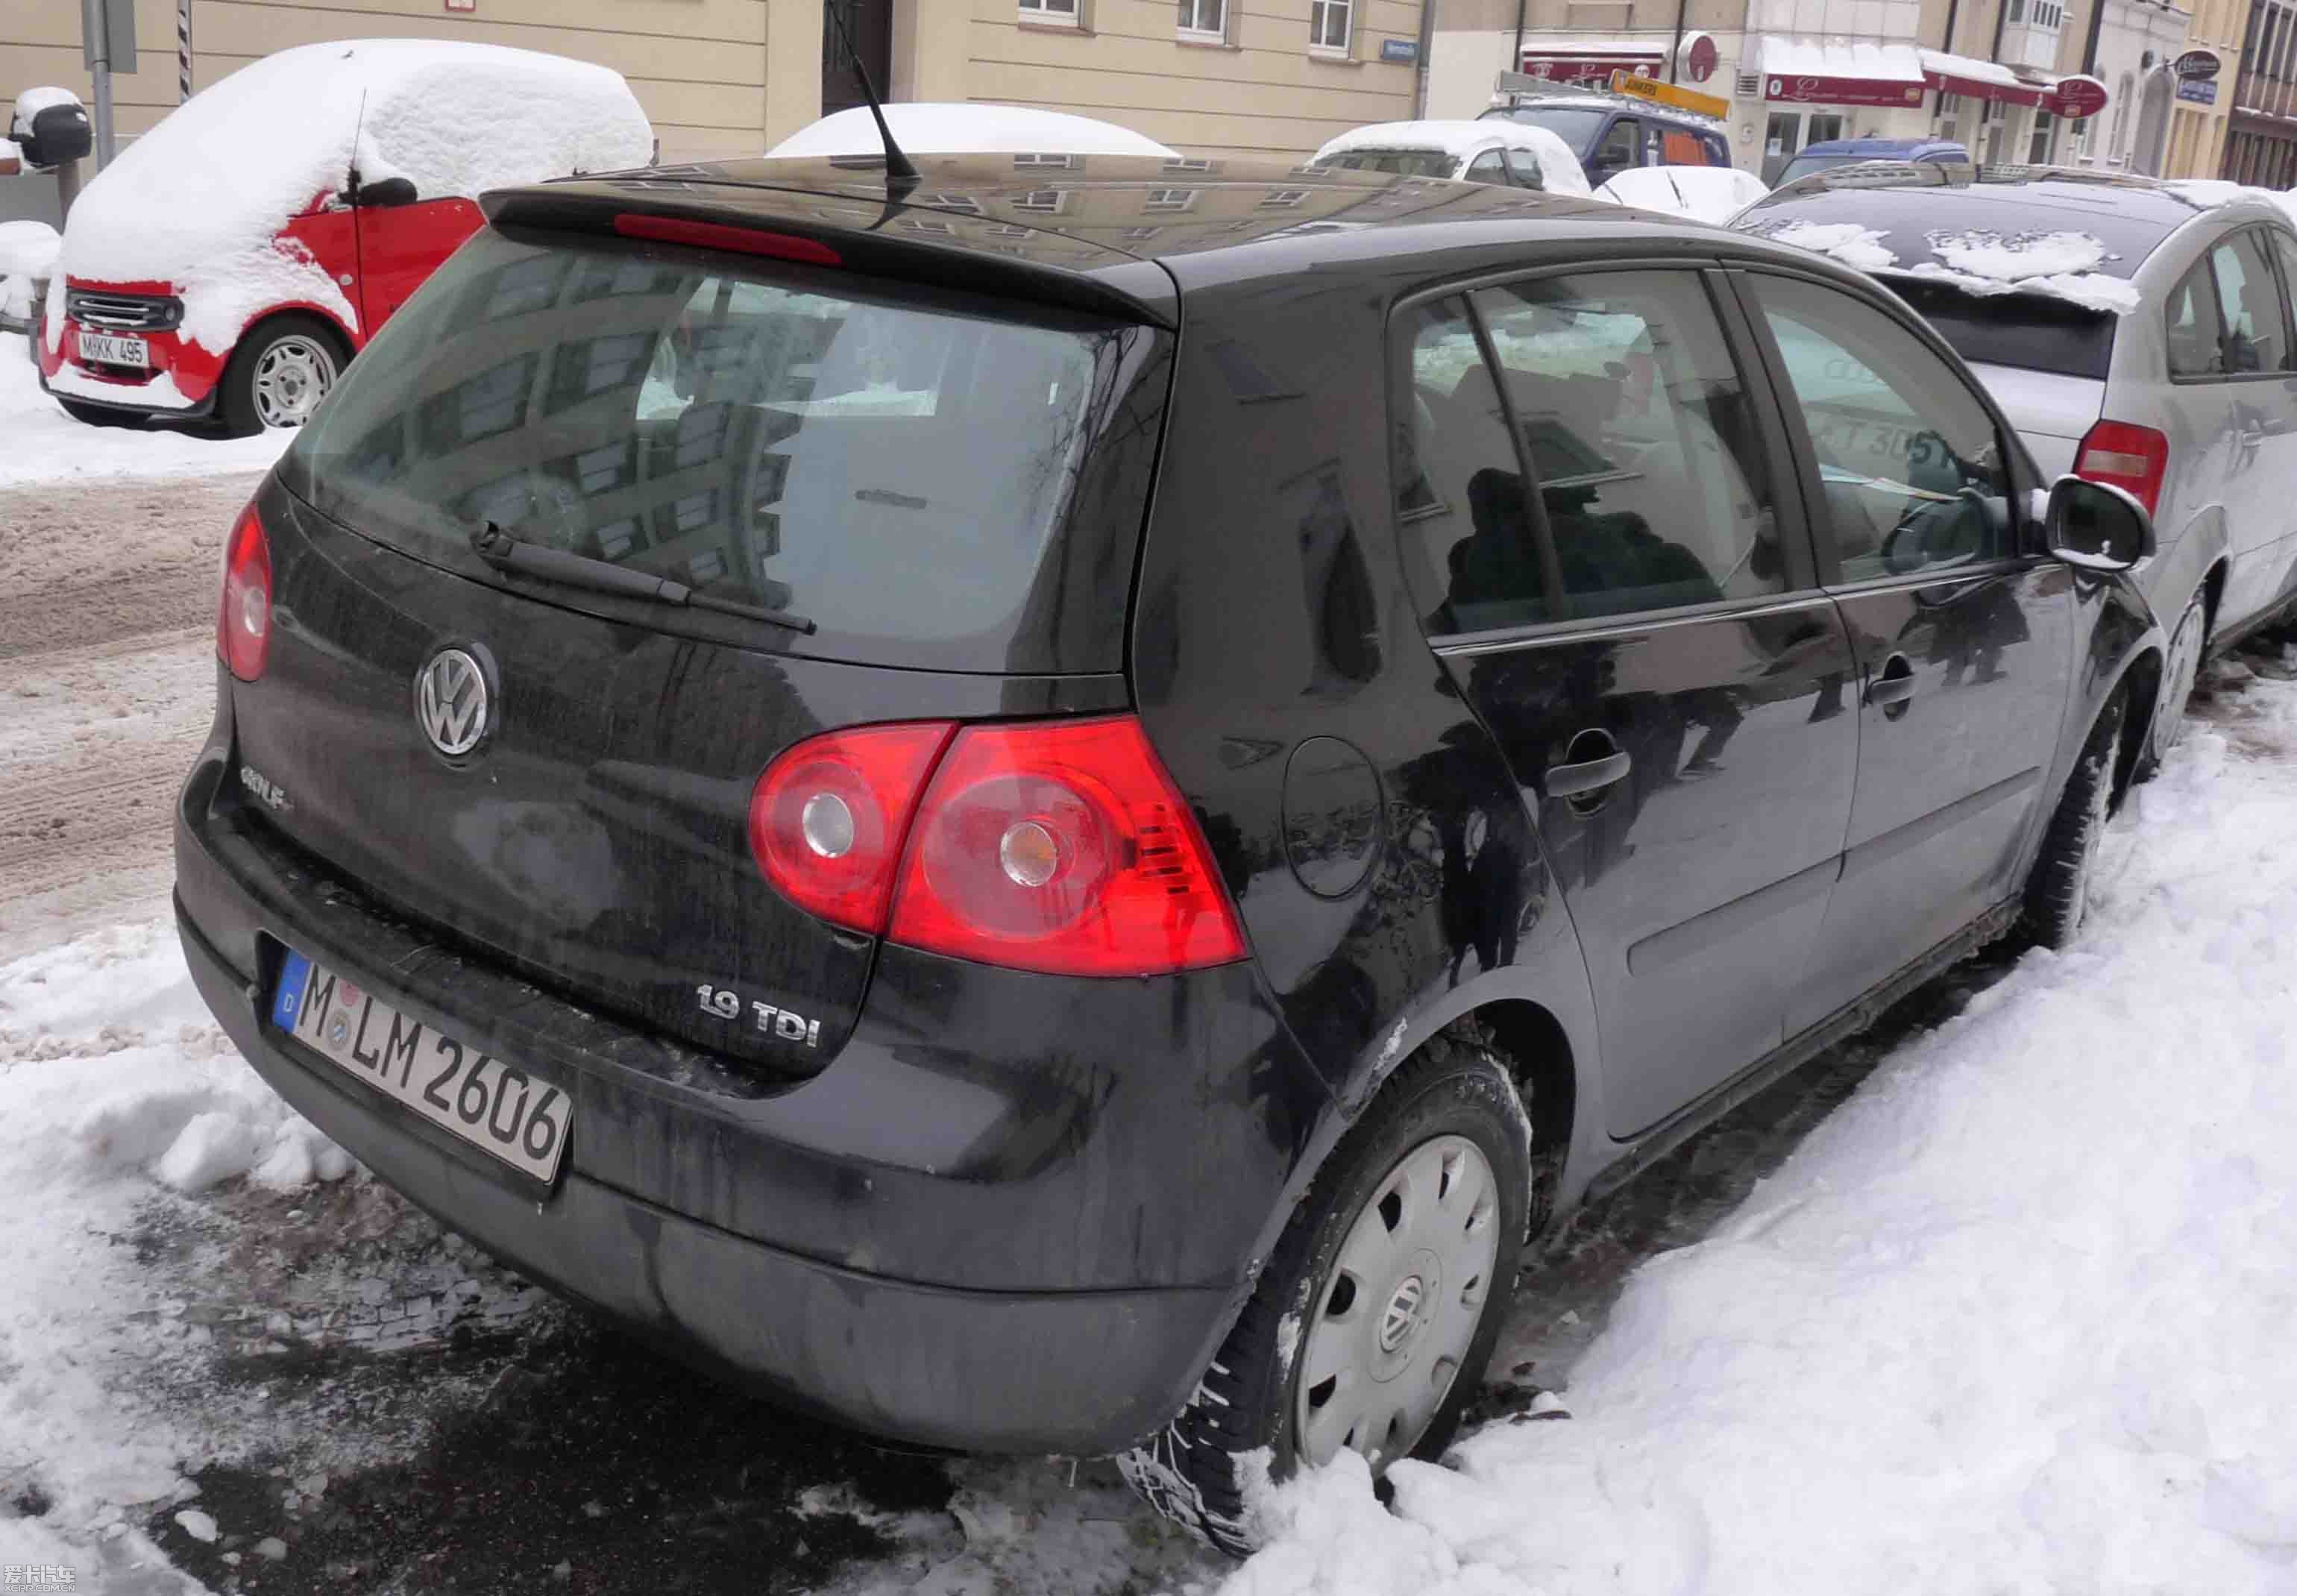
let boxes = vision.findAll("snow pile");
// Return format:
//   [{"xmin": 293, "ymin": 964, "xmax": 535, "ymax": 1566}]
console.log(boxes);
[
  {"xmin": 767, "ymin": 104, "xmax": 1175, "ymax": 160},
  {"xmin": 0, "ymin": 218, "xmax": 58, "ymax": 324},
  {"xmin": 1223, "ymin": 665, "xmax": 2297, "ymax": 1596},
  {"xmin": 1765, "ymin": 219, "xmax": 1897, "ymax": 270},
  {"xmin": 0, "ymin": 343, "xmax": 293, "ymax": 482},
  {"xmin": 57, "ymin": 40, "xmax": 651, "ymax": 357},
  {"xmin": 1594, "ymin": 165, "xmax": 1769, "ymax": 224},
  {"xmin": 1900, "ymin": 228, "xmax": 2143, "ymax": 314}
]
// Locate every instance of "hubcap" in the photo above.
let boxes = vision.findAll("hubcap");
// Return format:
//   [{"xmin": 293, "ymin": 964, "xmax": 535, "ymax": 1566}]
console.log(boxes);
[
  {"xmin": 1294, "ymin": 1135, "xmax": 1501, "ymax": 1471},
  {"xmin": 251, "ymin": 334, "xmax": 338, "ymax": 429}
]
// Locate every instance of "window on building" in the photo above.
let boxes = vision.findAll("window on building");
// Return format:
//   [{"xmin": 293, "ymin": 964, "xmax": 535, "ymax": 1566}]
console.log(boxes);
[
  {"xmin": 1019, "ymin": 0, "xmax": 1080, "ymax": 20},
  {"xmin": 1259, "ymin": 188, "xmax": 1310, "ymax": 207},
  {"xmin": 1163, "ymin": 157, "xmax": 1213, "ymax": 171},
  {"xmin": 923, "ymin": 193, "xmax": 984, "ymax": 215},
  {"xmin": 1178, "ymin": 0, "xmax": 1227, "ymax": 40},
  {"xmin": 1122, "ymin": 225, "xmax": 1162, "ymax": 239},
  {"xmin": 1311, "ymin": 0, "xmax": 1353, "ymax": 50},
  {"xmin": 2028, "ymin": 108, "xmax": 2054, "ymax": 163},
  {"xmin": 1013, "ymin": 153, "xmax": 1076, "ymax": 169},
  {"xmin": 1014, "ymin": 189, "xmax": 1067, "ymax": 213},
  {"xmin": 1144, "ymin": 187, "xmax": 1198, "ymax": 210},
  {"xmin": 2009, "ymin": 0, "xmax": 2024, "ymax": 20}
]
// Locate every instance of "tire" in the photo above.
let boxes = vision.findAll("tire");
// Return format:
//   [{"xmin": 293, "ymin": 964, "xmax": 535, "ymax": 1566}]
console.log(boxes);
[
  {"xmin": 2021, "ymin": 691, "xmax": 2127, "ymax": 949},
  {"xmin": 2136, "ymin": 587, "xmax": 2208, "ymax": 781},
  {"xmin": 57, "ymin": 397, "xmax": 139, "ymax": 429},
  {"xmin": 217, "ymin": 314, "xmax": 345, "ymax": 437},
  {"xmin": 1117, "ymin": 1029, "xmax": 1533, "ymax": 1556}
]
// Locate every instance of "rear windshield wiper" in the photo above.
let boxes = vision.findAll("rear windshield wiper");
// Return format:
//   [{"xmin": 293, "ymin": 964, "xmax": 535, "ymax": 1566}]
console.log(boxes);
[{"xmin": 471, "ymin": 522, "xmax": 817, "ymax": 636}]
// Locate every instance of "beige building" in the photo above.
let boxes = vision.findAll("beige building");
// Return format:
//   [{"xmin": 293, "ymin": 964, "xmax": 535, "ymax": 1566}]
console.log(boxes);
[{"xmin": 1, "ymin": 0, "xmax": 1430, "ymax": 175}]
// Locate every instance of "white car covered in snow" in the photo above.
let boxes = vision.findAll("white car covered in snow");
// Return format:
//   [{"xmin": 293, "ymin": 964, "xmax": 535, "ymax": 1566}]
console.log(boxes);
[
  {"xmin": 767, "ymin": 104, "xmax": 1176, "ymax": 160},
  {"xmin": 40, "ymin": 40, "xmax": 653, "ymax": 434},
  {"xmin": 1310, "ymin": 120, "xmax": 1590, "ymax": 196},
  {"xmin": 1594, "ymin": 164, "xmax": 1770, "ymax": 225}
]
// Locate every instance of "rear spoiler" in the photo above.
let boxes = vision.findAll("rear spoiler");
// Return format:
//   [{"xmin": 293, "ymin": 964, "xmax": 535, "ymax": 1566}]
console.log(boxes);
[{"xmin": 481, "ymin": 179, "xmax": 1177, "ymax": 331}]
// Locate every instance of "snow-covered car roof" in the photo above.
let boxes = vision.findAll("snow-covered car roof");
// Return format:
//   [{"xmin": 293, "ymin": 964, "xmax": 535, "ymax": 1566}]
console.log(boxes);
[
  {"xmin": 1311, "ymin": 120, "xmax": 1590, "ymax": 196},
  {"xmin": 766, "ymin": 104, "xmax": 1175, "ymax": 160},
  {"xmin": 1594, "ymin": 165, "xmax": 1770, "ymax": 226},
  {"xmin": 1731, "ymin": 170, "xmax": 2228, "ymax": 314},
  {"xmin": 60, "ymin": 40, "xmax": 652, "ymax": 291}
]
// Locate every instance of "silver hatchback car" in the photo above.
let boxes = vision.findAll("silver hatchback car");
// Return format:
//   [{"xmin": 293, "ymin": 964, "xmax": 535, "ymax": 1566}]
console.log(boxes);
[{"xmin": 1735, "ymin": 169, "xmax": 2297, "ymax": 767}]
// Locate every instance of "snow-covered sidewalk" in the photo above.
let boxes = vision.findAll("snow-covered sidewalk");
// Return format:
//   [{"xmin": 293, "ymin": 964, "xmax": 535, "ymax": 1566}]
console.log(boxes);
[
  {"xmin": 1229, "ymin": 660, "xmax": 2297, "ymax": 1595},
  {"xmin": 0, "ymin": 334, "xmax": 291, "ymax": 486}
]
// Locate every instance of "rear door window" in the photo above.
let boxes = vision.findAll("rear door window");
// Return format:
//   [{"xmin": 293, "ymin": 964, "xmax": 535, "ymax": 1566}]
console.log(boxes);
[
  {"xmin": 1394, "ymin": 271, "xmax": 1790, "ymax": 632},
  {"xmin": 281, "ymin": 229, "xmax": 1163, "ymax": 672},
  {"xmin": 2269, "ymin": 230, "xmax": 2297, "ymax": 370},
  {"xmin": 1464, "ymin": 150, "xmax": 1510, "ymax": 183},
  {"xmin": 1502, "ymin": 147, "xmax": 1546, "ymax": 189},
  {"xmin": 1747, "ymin": 273, "xmax": 2014, "ymax": 583},
  {"xmin": 2210, "ymin": 230, "xmax": 2291, "ymax": 374},
  {"xmin": 2167, "ymin": 257, "xmax": 2229, "ymax": 378}
]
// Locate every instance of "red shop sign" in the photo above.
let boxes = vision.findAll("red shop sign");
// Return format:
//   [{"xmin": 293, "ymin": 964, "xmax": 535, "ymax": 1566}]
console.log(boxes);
[
  {"xmin": 2055, "ymin": 75, "xmax": 2110, "ymax": 117},
  {"xmin": 1766, "ymin": 74, "xmax": 1927, "ymax": 107}
]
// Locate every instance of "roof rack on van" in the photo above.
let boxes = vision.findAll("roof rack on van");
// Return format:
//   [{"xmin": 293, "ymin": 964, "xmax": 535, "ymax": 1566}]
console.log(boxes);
[{"xmin": 1489, "ymin": 70, "xmax": 1724, "ymax": 126}]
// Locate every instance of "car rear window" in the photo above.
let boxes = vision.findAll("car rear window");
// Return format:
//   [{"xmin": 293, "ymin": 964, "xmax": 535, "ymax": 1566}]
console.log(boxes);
[
  {"xmin": 1482, "ymin": 107, "xmax": 1609, "ymax": 151},
  {"xmin": 281, "ymin": 227, "xmax": 1166, "ymax": 673},
  {"xmin": 1885, "ymin": 277, "xmax": 2118, "ymax": 380},
  {"xmin": 1317, "ymin": 148, "xmax": 1457, "ymax": 179}
]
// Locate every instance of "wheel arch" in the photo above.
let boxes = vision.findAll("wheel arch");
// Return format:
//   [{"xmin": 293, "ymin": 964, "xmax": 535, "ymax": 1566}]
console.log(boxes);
[{"xmin": 235, "ymin": 304, "xmax": 358, "ymax": 366}]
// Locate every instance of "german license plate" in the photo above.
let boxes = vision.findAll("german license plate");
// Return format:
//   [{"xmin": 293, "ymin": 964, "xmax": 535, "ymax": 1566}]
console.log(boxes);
[
  {"xmin": 78, "ymin": 332, "xmax": 149, "ymax": 368},
  {"xmin": 270, "ymin": 949, "xmax": 571, "ymax": 1181}
]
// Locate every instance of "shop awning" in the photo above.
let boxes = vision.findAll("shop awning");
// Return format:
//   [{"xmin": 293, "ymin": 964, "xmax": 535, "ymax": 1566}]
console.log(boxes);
[
  {"xmin": 1517, "ymin": 36, "xmax": 1668, "ymax": 87},
  {"xmin": 1920, "ymin": 49, "xmax": 2047, "ymax": 108},
  {"xmin": 1756, "ymin": 37, "xmax": 1927, "ymax": 106}
]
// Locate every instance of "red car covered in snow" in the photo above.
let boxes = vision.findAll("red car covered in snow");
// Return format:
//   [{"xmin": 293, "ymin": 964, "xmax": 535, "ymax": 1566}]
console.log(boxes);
[{"xmin": 40, "ymin": 39, "xmax": 652, "ymax": 434}]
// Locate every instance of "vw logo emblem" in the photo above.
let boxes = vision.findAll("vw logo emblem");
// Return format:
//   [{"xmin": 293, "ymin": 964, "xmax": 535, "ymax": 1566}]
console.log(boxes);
[{"xmin": 416, "ymin": 648, "xmax": 490, "ymax": 757}]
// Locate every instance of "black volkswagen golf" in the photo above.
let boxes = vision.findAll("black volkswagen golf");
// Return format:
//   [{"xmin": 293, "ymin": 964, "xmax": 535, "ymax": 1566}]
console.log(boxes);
[{"xmin": 175, "ymin": 153, "xmax": 2164, "ymax": 1553}]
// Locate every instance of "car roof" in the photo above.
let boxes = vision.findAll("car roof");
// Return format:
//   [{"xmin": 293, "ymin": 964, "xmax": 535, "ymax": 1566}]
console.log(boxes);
[
  {"xmin": 494, "ymin": 152, "xmax": 1846, "ymax": 322},
  {"xmin": 1735, "ymin": 166, "xmax": 2260, "ymax": 283},
  {"xmin": 1798, "ymin": 136, "xmax": 1966, "ymax": 157},
  {"xmin": 1316, "ymin": 119, "xmax": 1542, "ymax": 159},
  {"xmin": 1484, "ymin": 96, "xmax": 1720, "ymax": 131}
]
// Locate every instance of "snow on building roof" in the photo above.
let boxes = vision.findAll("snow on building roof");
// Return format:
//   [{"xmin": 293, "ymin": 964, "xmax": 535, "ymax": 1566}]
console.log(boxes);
[
  {"xmin": 1917, "ymin": 49, "xmax": 2026, "ymax": 88},
  {"xmin": 57, "ymin": 40, "xmax": 651, "ymax": 356},
  {"xmin": 1755, "ymin": 37, "xmax": 1926, "ymax": 85},
  {"xmin": 1594, "ymin": 165, "xmax": 1770, "ymax": 225},
  {"xmin": 766, "ymin": 104, "xmax": 1176, "ymax": 160},
  {"xmin": 1313, "ymin": 120, "xmax": 1591, "ymax": 195}
]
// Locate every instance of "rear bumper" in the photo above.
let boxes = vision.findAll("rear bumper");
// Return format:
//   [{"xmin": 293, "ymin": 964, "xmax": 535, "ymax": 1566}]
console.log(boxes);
[
  {"xmin": 180, "ymin": 899, "xmax": 1227, "ymax": 1452},
  {"xmin": 174, "ymin": 723, "xmax": 1328, "ymax": 1455}
]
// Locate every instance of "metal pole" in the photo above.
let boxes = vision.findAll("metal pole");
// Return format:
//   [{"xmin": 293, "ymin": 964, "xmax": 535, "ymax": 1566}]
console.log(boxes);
[
  {"xmin": 1511, "ymin": 0, "xmax": 1527, "ymax": 75},
  {"xmin": 178, "ymin": 0, "xmax": 192, "ymax": 102},
  {"xmin": 83, "ymin": 0, "xmax": 116, "ymax": 168},
  {"xmin": 1413, "ymin": 0, "xmax": 1438, "ymax": 118},
  {"xmin": 1667, "ymin": 0, "xmax": 1690, "ymax": 83}
]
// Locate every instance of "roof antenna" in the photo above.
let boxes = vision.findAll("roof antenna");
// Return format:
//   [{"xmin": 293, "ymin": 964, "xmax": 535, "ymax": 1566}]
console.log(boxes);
[{"xmin": 824, "ymin": 1, "xmax": 918, "ymax": 194}]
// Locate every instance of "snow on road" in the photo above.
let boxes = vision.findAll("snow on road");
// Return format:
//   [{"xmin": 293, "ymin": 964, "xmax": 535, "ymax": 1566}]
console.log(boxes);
[
  {"xmin": 0, "ymin": 340, "xmax": 291, "ymax": 486},
  {"xmin": 1228, "ymin": 659, "xmax": 2297, "ymax": 1596}
]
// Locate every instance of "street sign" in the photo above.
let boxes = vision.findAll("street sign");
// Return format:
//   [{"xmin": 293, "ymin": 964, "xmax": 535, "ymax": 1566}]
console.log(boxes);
[
  {"xmin": 2173, "ymin": 48, "xmax": 2222, "ymax": 80},
  {"xmin": 80, "ymin": 0, "xmax": 136, "ymax": 72},
  {"xmin": 1679, "ymin": 31, "xmax": 1720, "ymax": 83},
  {"xmin": 1380, "ymin": 37, "xmax": 1418, "ymax": 63},
  {"xmin": 2176, "ymin": 76, "xmax": 2219, "ymax": 104},
  {"xmin": 1608, "ymin": 70, "xmax": 1729, "ymax": 120}
]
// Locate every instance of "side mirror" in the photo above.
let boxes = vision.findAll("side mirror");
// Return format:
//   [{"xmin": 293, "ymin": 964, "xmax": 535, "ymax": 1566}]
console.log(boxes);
[
  {"xmin": 2044, "ymin": 474, "xmax": 2154, "ymax": 573},
  {"xmin": 351, "ymin": 176, "xmax": 419, "ymax": 209}
]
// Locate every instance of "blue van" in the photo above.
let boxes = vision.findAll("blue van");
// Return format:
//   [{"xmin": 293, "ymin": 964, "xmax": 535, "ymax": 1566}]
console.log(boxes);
[
  {"xmin": 1479, "ymin": 92, "xmax": 1732, "ymax": 186},
  {"xmin": 1775, "ymin": 136, "xmax": 1973, "ymax": 186}
]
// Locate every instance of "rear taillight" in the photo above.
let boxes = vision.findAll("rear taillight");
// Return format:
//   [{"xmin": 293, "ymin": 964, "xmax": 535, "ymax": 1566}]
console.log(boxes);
[
  {"xmin": 2074, "ymin": 419, "xmax": 2169, "ymax": 518},
  {"xmin": 887, "ymin": 717, "xmax": 1247, "ymax": 978},
  {"xmin": 217, "ymin": 503, "xmax": 271, "ymax": 681},
  {"xmin": 748, "ymin": 715, "xmax": 1248, "ymax": 978},
  {"xmin": 749, "ymin": 721, "xmax": 955, "ymax": 935}
]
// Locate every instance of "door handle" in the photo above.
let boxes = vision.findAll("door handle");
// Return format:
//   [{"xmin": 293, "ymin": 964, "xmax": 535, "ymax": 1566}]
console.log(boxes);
[
  {"xmin": 1867, "ymin": 652, "xmax": 1917, "ymax": 711},
  {"xmin": 1545, "ymin": 747, "xmax": 1633, "ymax": 798}
]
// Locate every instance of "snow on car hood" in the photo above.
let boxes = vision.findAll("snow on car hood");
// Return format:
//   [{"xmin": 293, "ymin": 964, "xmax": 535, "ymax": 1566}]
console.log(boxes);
[
  {"xmin": 1899, "ymin": 230, "xmax": 2143, "ymax": 314},
  {"xmin": 767, "ymin": 104, "xmax": 1176, "ymax": 159},
  {"xmin": 58, "ymin": 40, "xmax": 651, "ymax": 356}
]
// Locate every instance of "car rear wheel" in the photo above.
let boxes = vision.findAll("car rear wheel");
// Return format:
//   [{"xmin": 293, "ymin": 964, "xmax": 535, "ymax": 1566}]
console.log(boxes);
[
  {"xmin": 1117, "ymin": 1029, "xmax": 1531, "ymax": 1556},
  {"xmin": 219, "ymin": 315, "xmax": 343, "ymax": 436},
  {"xmin": 2022, "ymin": 691, "xmax": 2127, "ymax": 949},
  {"xmin": 2137, "ymin": 588, "xmax": 2207, "ymax": 780}
]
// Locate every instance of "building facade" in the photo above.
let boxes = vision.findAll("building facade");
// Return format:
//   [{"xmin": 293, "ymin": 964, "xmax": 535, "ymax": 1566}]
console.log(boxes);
[
  {"xmin": 1, "ymin": 0, "xmax": 1430, "ymax": 224},
  {"xmin": 1429, "ymin": 0, "xmax": 2246, "ymax": 177},
  {"xmin": 2223, "ymin": 0, "xmax": 2297, "ymax": 181}
]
